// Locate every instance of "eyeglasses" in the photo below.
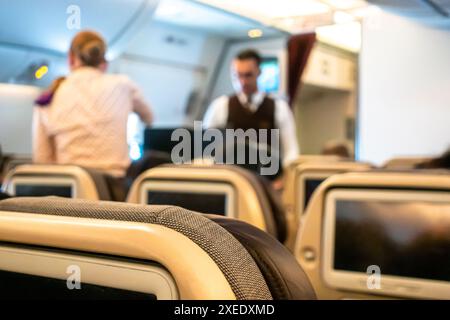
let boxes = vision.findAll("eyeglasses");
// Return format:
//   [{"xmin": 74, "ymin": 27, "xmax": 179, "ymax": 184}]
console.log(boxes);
[{"xmin": 233, "ymin": 71, "xmax": 258, "ymax": 80}]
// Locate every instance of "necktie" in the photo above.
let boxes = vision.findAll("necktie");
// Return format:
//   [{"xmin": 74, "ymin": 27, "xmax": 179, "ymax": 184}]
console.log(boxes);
[{"xmin": 245, "ymin": 94, "xmax": 253, "ymax": 111}]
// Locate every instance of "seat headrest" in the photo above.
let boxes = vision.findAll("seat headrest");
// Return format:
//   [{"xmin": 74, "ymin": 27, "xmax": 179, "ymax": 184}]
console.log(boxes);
[
  {"xmin": 0, "ymin": 196, "xmax": 272, "ymax": 300},
  {"xmin": 128, "ymin": 164, "xmax": 281, "ymax": 240},
  {"xmin": 2, "ymin": 164, "xmax": 114, "ymax": 201},
  {"xmin": 208, "ymin": 215, "xmax": 316, "ymax": 300}
]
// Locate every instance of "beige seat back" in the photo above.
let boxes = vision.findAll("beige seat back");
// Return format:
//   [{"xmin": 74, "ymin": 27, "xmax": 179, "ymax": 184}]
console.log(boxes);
[
  {"xmin": 282, "ymin": 155, "xmax": 349, "ymax": 207},
  {"xmin": 0, "ymin": 197, "xmax": 274, "ymax": 300},
  {"xmin": 1, "ymin": 164, "xmax": 111, "ymax": 200},
  {"xmin": 283, "ymin": 156, "xmax": 344, "ymax": 193},
  {"xmin": 295, "ymin": 170, "xmax": 450, "ymax": 299},
  {"xmin": 127, "ymin": 164, "xmax": 278, "ymax": 238},
  {"xmin": 383, "ymin": 157, "xmax": 430, "ymax": 169},
  {"xmin": 0, "ymin": 155, "xmax": 32, "ymax": 183},
  {"xmin": 283, "ymin": 161, "xmax": 372, "ymax": 249}
]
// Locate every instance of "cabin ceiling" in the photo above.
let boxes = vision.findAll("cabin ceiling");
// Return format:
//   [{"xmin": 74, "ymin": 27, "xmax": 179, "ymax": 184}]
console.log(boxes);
[
  {"xmin": 1, "ymin": 0, "xmax": 449, "ymax": 86},
  {"xmin": 195, "ymin": 0, "xmax": 450, "ymax": 31},
  {"xmin": 193, "ymin": 0, "xmax": 371, "ymax": 53},
  {"xmin": 191, "ymin": 0, "xmax": 450, "ymax": 51},
  {"xmin": 154, "ymin": 0, "xmax": 282, "ymax": 38},
  {"xmin": 0, "ymin": 0, "xmax": 160, "ymax": 86},
  {"xmin": 0, "ymin": 0, "xmax": 159, "ymax": 55},
  {"xmin": 366, "ymin": 0, "xmax": 450, "ymax": 28},
  {"xmin": 1, "ymin": 0, "xmax": 448, "ymax": 57},
  {"xmin": 194, "ymin": 0, "xmax": 369, "ymax": 32}
]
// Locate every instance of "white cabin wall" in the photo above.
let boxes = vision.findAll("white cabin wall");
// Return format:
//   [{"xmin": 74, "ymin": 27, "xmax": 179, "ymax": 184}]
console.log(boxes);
[
  {"xmin": 0, "ymin": 84, "xmax": 40, "ymax": 155},
  {"xmin": 296, "ymin": 86, "xmax": 354, "ymax": 155},
  {"xmin": 359, "ymin": 11, "xmax": 450, "ymax": 165}
]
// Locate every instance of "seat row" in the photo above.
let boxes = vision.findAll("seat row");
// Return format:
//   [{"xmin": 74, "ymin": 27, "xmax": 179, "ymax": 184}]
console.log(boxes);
[{"xmin": 1, "ymin": 156, "xmax": 449, "ymax": 299}]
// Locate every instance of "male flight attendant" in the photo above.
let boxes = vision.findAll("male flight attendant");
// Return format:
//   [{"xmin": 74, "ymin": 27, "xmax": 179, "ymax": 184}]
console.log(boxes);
[{"xmin": 203, "ymin": 49, "xmax": 299, "ymax": 179}]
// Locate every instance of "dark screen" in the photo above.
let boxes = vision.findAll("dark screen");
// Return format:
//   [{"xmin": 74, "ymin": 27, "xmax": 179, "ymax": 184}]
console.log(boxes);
[
  {"xmin": 0, "ymin": 269, "xmax": 156, "ymax": 300},
  {"xmin": 15, "ymin": 184, "xmax": 72, "ymax": 198},
  {"xmin": 143, "ymin": 127, "xmax": 282, "ymax": 179},
  {"xmin": 304, "ymin": 179, "xmax": 325, "ymax": 210},
  {"xmin": 147, "ymin": 191, "xmax": 226, "ymax": 215},
  {"xmin": 144, "ymin": 127, "xmax": 196, "ymax": 156},
  {"xmin": 334, "ymin": 199, "xmax": 450, "ymax": 282}
]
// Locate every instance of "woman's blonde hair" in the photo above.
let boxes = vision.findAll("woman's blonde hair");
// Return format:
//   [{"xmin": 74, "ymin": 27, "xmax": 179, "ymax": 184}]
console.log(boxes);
[{"xmin": 70, "ymin": 30, "xmax": 106, "ymax": 67}]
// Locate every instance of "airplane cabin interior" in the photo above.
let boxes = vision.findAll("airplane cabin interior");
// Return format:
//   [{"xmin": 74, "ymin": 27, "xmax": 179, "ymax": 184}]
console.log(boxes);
[{"xmin": 0, "ymin": 0, "xmax": 449, "ymax": 306}]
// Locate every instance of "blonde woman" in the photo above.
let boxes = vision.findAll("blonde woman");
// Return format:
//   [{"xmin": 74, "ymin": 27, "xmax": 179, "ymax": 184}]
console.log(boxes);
[{"xmin": 33, "ymin": 30, "xmax": 153, "ymax": 179}]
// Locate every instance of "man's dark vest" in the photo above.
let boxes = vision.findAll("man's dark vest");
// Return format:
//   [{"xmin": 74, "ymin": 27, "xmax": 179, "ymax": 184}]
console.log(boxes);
[
  {"xmin": 224, "ymin": 94, "xmax": 281, "ymax": 179},
  {"xmin": 226, "ymin": 94, "xmax": 276, "ymax": 145}
]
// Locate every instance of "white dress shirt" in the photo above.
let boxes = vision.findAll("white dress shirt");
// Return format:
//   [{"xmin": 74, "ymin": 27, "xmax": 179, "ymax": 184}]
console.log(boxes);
[
  {"xmin": 33, "ymin": 67, "xmax": 153, "ymax": 177},
  {"xmin": 203, "ymin": 91, "xmax": 299, "ymax": 167}
]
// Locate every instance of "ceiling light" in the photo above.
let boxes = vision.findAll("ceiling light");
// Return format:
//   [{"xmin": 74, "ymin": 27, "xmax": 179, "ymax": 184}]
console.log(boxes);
[
  {"xmin": 196, "ymin": 0, "xmax": 330, "ymax": 20},
  {"xmin": 350, "ymin": 5, "xmax": 381, "ymax": 19},
  {"xmin": 35, "ymin": 65, "xmax": 48, "ymax": 80},
  {"xmin": 316, "ymin": 21, "xmax": 362, "ymax": 52},
  {"xmin": 321, "ymin": 0, "xmax": 367, "ymax": 10},
  {"xmin": 155, "ymin": 1, "xmax": 183, "ymax": 18},
  {"xmin": 334, "ymin": 11, "xmax": 355, "ymax": 24},
  {"xmin": 248, "ymin": 29, "xmax": 263, "ymax": 38}
]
